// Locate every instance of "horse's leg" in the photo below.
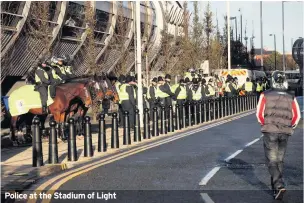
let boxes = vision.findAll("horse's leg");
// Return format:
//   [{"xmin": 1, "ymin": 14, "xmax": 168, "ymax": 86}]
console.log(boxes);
[{"xmin": 10, "ymin": 116, "xmax": 18, "ymax": 146}]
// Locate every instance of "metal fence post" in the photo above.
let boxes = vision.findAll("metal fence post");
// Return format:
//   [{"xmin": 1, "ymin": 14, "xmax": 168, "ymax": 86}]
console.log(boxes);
[
  {"xmin": 68, "ymin": 118, "xmax": 77, "ymax": 161},
  {"xmin": 98, "ymin": 114, "xmax": 106, "ymax": 152},
  {"xmin": 111, "ymin": 113, "xmax": 119, "ymax": 148},
  {"xmin": 32, "ymin": 117, "xmax": 43, "ymax": 167},
  {"xmin": 49, "ymin": 120, "xmax": 58, "ymax": 164}
]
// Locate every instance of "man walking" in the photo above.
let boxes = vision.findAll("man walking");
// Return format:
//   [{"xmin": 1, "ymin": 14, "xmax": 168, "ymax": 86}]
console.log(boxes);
[{"xmin": 256, "ymin": 71, "xmax": 301, "ymax": 200}]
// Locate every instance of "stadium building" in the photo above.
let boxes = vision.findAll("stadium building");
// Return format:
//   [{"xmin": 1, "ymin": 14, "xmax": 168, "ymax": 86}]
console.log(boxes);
[{"xmin": 1, "ymin": 1, "xmax": 185, "ymax": 95}]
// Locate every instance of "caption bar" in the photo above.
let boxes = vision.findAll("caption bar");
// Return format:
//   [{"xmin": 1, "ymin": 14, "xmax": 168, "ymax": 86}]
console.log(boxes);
[{"xmin": 5, "ymin": 192, "xmax": 117, "ymax": 200}]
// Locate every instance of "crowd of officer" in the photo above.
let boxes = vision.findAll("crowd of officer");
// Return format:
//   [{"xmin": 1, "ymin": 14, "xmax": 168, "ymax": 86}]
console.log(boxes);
[
  {"xmin": 111, "ymin": 68, "xmax": 271, "ymax": 128},
  {"xmin": 33, "ymin": 55, "xmax": 76, "ymax": 114}
]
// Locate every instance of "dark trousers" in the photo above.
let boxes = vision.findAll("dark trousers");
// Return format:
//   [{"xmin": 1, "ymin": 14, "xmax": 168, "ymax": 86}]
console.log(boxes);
[
  {"xmin": 49, "ymin": 80, "xmax": 60, "ymax": 98},
  {"xmin": 121, "ymin": 100, "xmax": 135, "ymax": 128},
  {"xmin": 149, "ymin": 101, "xmax": 156, "ymax": 119},
  {"xmin": 36, "ymin": 85, "xmax": 48, "ymax": 107},
  {"xmin": 263, "ymin": 133, "xmax": 289, "ymax": 189},
  {"xmin": 177, "ymin": 99, "xmax": 185, "ymax": 121}
]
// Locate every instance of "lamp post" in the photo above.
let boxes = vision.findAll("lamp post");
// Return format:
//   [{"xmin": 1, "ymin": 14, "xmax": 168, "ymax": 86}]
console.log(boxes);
[
  {"xmin": 282, "ymin": 1, "xmax": 286, "ymax": 71},
  {"xmin": 230, "ymin": 16, "xmax": 237, "ymax": 41},
  {"xmin": 260, "ymin": 1, "xmax": 264, "ymax": 70},
  {"xmin": 227, "ymin": 1, "xmax": 231, "ymax": 70},
  {"xmin": 269, "ymin": 34, "xmax": 277, "ymax": 70},
  {"xmin": 239, "ymin": 8, "xmax": 242, "ymax": 43}
]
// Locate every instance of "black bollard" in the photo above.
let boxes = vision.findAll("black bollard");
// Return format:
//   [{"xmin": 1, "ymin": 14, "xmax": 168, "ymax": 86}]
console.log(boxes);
[
  {"xmin": 111, "ymin": 112, "xmax": 119, "ymax": 148},
  {"xmin": 48, "ymin": 120, "xmax": 58, "ymax": 164},
  {"xmin": 188, "ymin": 102, "xmax": 192, "ymax": 126},
  {"xmin": 228, "ymin": 97, "xmax": 231, "ymax": 116},
  {"xmin": 236, "ymin": 96, "xmax": 239, "ymax": 114},
  {"xmin": 175, "ymin": 104, "xmax": 181, "ymax": 130},
  {"xmin": 134, "ymin": 109, "xmax": 141, "ymax": 142},
  {"xmin": 32, "ymin": 117, "xmax": 43, "ymax": 167},
  {"xmin": 98, "ymin": 114, "xmax": 106, "ymax": 152},
  {"xmin": 193, "ymin": 102, "xmax": 198, "ymax": 125},
  {"xmin": 203, "ymin": 100, "xmax": 207, "ymax": 122},
  {"xmin": 144, "ymin": 108, "xmax": 150, "ymax": 139},
  {"xmin": 208, "ymin": 99, "xmax": 211, "ymax": 121},
  {"xmin": 84, "ymin": 116, "xmax": 93, "ymax": 157},
  {"xmin": 168, "ymin": 105, "xmax": 174, "ymax": 132},
  {"xmin": 233, "ymin": 96, "xmax": 237, "ymax": 115},
  {"xmin": 216, "ymin": 98, "xmax": 219, "ymax": 120},
  {"xmin": 198, "ymin": 100, "xmax": 202, "ymax": 124},
  {"xmin": 152, "ymin": 107, "xmax": 158, "ymax": 137},
  {"xmin": 123, "ymin": 111, "xmax": 131, "ymax": 145},
  {"xmin": 160, "ymin": 106, "xmax": 167, "ymax": 134},
  {"xmin": 220, "ymin": 97, "xmax": 224, "ymax": 118},
  {"xmin": 68, "ymin": 118, "xmax": 77, "ymax": 161},
  {"xmin": 212, "ymin": 99, "xmax": 216, "ymax": 120},
  {"xmin": 182, "ymin": 103, "xmax": 187, "ymax": 128}
]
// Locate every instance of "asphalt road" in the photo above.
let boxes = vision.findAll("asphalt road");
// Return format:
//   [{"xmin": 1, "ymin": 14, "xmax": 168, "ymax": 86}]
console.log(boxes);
[{"xmin": 43, "ymin": 109, "xmax": 303, "ymax": 203}]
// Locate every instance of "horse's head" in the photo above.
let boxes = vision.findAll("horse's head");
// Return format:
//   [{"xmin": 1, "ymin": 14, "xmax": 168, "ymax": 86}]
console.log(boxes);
[
  {"xmin": 83, "ymin": 87, "xmax": 93, "ymax": 108},
  {"xmin": 87, "ymin": 79, "xmax": 104, "ymax": 103}
]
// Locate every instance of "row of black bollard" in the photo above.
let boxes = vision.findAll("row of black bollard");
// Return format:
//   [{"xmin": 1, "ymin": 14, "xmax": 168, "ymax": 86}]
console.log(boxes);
[{"xmin": 32, "ymin": 93, "xmax": 258, "ymax": 167}]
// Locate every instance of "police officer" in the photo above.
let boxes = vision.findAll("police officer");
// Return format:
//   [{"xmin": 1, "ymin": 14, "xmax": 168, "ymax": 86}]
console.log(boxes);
[
  {"xmin": 207, "ymin": 79, "xmax": 216, "ymax": 99},
  {"xmin": 225, "ymin": 77, "xmax": 234, "ymax": 97},
  {"xmin": 256, "ymin": 78, "xmax": 264, "ymax": 100},
  {"xmin": 242, "ymin": 77, "xmax": 254, "ymax": 95},
  {"xmin": 147, "ymin": 77, "xmax": 158, "ymax": 116},
  {"xmin": 51, "ymin": 56, "xmax": 68, "ymax": 80},
  {"xmin": 256, "ymin": 71, "xmax": 301, "ymax": 200},
  {"xmin": 117, "ymin": 75, "xmax": 126, "ymax": 126},
  {"xmin": 61, "ymin": 55, "xmax": 76, "ymax": 79},
  {"xmin": 119, "ymin": 75, "xmax": 136, "ymax": 128},
  {"xmin": 174, "ymin": 79, "xmax": 187, "ymax": 106},
  {"xmin": 232, "ymin": 77, "xmax": 239, "ymax": 95},
  {"xmin": 201, "ymin": 78, "xmax": 210, "ymax": 100},
  {"xmin": 184, "ymin": 77, "xmax": 192, "ymax": 103},
  {"xmin": 35, "ymin": 58, "xmax": 51, "ymax": 114},
  {"xmin": 156, "ymin": 76, "xmax": 175, "ymax": 109}
]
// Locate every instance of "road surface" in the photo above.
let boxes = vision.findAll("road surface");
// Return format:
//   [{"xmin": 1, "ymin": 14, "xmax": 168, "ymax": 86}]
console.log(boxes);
[{"xmin": 26, "ymin": 104, "xmax": 303, "ymax": 203}]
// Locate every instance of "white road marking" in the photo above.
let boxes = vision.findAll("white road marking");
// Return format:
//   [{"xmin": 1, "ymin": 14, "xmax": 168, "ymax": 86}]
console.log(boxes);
[
  {"xmin": 199, "ymin": 166, "xmax": 221, "ymax": 185},
  {"xmin": 199, "ymin": 134, "xmax": 263, "ymax": 186},
  {"xmin": 224, "ymin": 149, "xmax": 243, "ymax": 162},
  {"xmin": 245, "ymin": 138, "xmax": 260, "ymax": 147},
  {"xmin": 200, "ymin": 193, "xmax": 215, "ymax": 203}
]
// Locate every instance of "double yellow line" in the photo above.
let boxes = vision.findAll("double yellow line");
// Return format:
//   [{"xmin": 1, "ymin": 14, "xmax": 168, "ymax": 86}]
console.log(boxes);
[{"xmin": 28, "ymin": 111, "xmax": 254, "ymax": 203}]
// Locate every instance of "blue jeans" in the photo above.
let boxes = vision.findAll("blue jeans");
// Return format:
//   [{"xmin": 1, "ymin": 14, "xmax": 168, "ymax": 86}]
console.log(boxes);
[{"xmin": 263, "ymin": 133, "xmax": 289, "ymax": 189}]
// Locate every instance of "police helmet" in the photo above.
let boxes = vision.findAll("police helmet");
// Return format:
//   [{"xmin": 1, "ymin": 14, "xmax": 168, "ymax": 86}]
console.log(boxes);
[
  {"xmin": 158, "ymin": 76, "xmax": 164, "ymax": 82},
  {"xmin": 184, "ymin": 77, "xmax": 190, "ymax": 83},
  {"xmin": 165, "ymin": 74, "xmax": 171, "ymax": 80},
  {"xmin": 152, "ymin": 77, "xmax": 158, "ymax": 83},
  {"xmin": 119, "ymin": 75, "xmax": 126, "ymax": 83},
  {"xmin": 192, "ymin": 78, "xmax": 198, "ymax": 84}
]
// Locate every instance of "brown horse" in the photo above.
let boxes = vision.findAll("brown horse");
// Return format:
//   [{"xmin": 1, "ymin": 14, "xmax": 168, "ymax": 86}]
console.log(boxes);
[
  {"xmin": 9, "ymin": 78, "xmax": 104, "ymax": 144},
  {"xmin": 68, "ymin": 77, "xmax": 120, "ymax": 134}
]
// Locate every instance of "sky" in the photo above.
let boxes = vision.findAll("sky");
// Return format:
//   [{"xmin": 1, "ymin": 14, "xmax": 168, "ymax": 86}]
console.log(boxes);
[{"xmin": 187, "ymin": 1, "xmax": 304, "ymax": 54}]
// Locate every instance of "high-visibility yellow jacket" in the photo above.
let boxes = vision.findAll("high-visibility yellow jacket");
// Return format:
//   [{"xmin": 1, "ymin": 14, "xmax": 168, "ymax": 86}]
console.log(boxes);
[
  {"xmin": 177, "ymin": 86, "xmax": 187, "ymax": 99},
  {"xmin": 207, "ymin": 84, "xmax": 215, "ymax": 96},
  {"xmin": 35, "ymin": 67, "xmax": 49, "ymax": 83},
  {"xmin": 256, "ymin": 83, "xmax": 263, "ymax": 92},
  {"xmin": 156, "ymin": 84, "xmax": 169, "ymax": 98},
  {"xmin": 244, "ymin": 82, "xmax": 253, "ymax": 92},
  {"xmin": 192, "ymin": 86, "xmax": 202, "ymax": 100}
]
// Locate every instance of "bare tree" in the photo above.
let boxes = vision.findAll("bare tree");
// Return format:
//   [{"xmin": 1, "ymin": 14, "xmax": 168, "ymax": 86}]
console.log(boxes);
[{"xmin": 110, "ymin": 1, "xmax": 131, "ymax": 75}]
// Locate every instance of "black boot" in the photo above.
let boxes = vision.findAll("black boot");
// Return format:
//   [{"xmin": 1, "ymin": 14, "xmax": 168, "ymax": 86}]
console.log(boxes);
[{"xmin": 42, "ymin": 106, "xmax": 47, "ymax": 114}]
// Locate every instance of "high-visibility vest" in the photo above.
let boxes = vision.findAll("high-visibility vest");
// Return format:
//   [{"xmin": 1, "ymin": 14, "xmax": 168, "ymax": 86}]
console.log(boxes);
[
  {"xmin": 171, "ymin": 84, "xmax": 179, "ymax": 93},
  {"xmin": 208, "ymin": 84, "xmax": 215, "ymax": 96},
  {"xmin": 192, "ymin": 86, "xmax": 202, "ymax": 100},
  {"xmin": 147, "ymin": 85, "xmax": 156, "ymax": 99},
  {"xmin": 177, "ymin": 86, "xmax": 187, "ymax": 99},
  {"xmin": 52, "ymin": 63, "xmax": 67, "ymax": 75},
  {"xmin": 256, "ymin": 83, "xmax": 263, "ymax": 92},
  {"xmin": 51, "ymin": 68, "xmax": 61, "ymax": 80},
  {"xmin": 115, "ymin": 81, "xmax": 121, "ymax": 92},
  {"xmin": 232, "ymin": 83, "xmax": 238, "ymax": 91},
  {"xmin": 184, "ymin": 72, "xmax": 193, "ymax": 81},
  {"xmin": 35, "ymin": 67, "xmax": 49, "ymax": 83},
  {"xmin": 64, "ymin": 65, "xmax": 73, "ymax": 74},
  {"xmin": 119, "ymin": 84, "xmax": 136, "ymax": 104},
  {"xmin": 225, "ymin": 82, "xmax": 231, "ymax": 92},
  {"xmin": 244, "ymin": 82, "xmax": 253, "ymax": 92},
  {"xmin": 156, "ymin": 84, "xmax": 169, "ymax": 98}
]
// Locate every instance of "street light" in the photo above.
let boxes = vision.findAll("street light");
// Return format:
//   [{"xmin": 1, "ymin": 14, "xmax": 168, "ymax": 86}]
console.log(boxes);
[
  {"xmin": 269, "ymin": 34, "xmax": 277, "ymax": 70},
  {"xmin": 238, "ymin": 8, "xmax": 242, "ymax": 44},
  {"xmin": 230, "ymin": 16, "xmax": 237, "ymax": 41}
]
